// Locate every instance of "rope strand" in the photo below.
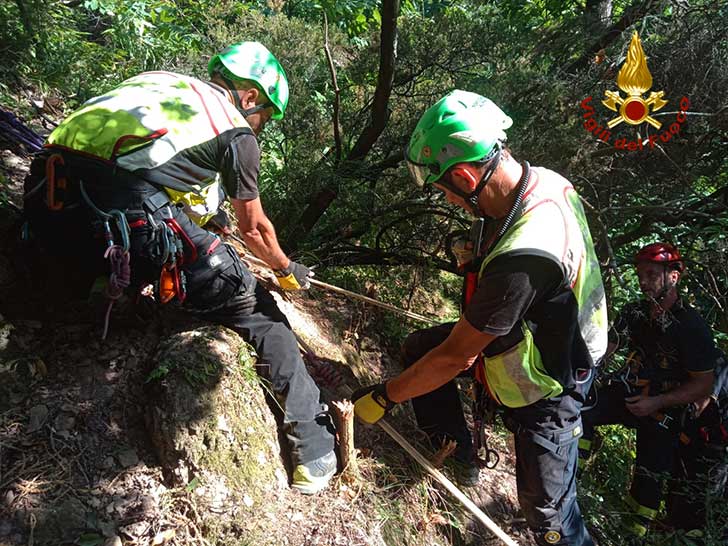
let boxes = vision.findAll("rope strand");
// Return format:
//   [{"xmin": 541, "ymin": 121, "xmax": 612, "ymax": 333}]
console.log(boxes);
[{"xmin": 101, "ymin": 243, "xmax": 131, "ymax": 340}]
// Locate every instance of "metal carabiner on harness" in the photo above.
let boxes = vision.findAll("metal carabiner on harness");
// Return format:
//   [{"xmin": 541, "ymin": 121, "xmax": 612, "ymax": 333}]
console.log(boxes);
[{"xmin": 471, "ymin": 382, "xmax": 500, "ymax": 469}]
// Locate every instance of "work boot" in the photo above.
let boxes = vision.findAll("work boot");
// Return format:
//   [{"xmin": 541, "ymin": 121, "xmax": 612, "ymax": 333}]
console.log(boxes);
[
  {"xmin": 447, "ymin": 455, "xmax": 480, "ymax": 487},
  {"xmin": 445, "ymin": 449, "xmax": 480, "ymax": 487},
  {"xmin": 291, "ymin": 450, "xmax": 337, "ymax": 495}
]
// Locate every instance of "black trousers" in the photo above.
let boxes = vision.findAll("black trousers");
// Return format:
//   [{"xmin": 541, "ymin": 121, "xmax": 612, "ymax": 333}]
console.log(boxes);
[
  {"xmin": 402, "ymin": 323, "xmax": 594, "ymax": 546},
  {"xmin": 23, "ymin": 154, "xmax": 334, "ymax": 465},
  {"xmin": 667, "ymin": 401, "xmax": 728, "ymax": 534},
  {"xmin": 581, "ymin": 382, "xmax": 677, "ymax": 519}
]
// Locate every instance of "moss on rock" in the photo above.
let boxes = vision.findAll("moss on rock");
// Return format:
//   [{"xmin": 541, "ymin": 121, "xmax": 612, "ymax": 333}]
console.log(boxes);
[{"xmin": 144, "ymin": 325, "xmax": 282, "ymax": 516}]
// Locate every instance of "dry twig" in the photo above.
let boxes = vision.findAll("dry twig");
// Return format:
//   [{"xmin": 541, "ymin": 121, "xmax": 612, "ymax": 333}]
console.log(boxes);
[
  {"xmin": 429, "ymin": 439, "xmax": 457, "ymax": 469},
  {"xmin": 332, "ymin": 400, "xmax": 359, "ymax": 481}
]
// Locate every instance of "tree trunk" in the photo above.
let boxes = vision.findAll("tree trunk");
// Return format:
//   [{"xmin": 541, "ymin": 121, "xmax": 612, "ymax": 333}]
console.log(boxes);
[
  {"xmin": 584, "ymin": 0, "xmax": 613, "ymax": 34},
  {"xmin": 567, "ymin": 0, "xmax": 658, "ymax": 73},
  {"xmin": 287, "ymin": 0, "xmax": 401, "ymax": 251}
]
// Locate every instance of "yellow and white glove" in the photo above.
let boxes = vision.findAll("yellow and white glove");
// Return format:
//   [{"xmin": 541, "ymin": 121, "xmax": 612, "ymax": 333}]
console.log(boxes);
[
  {"xmin": 274, "ymin": 260, "xmax": 313, "ymax": 290},
  {"xmin": 352, "ymin": 383, "xmax": 396, "ymax": 425}
]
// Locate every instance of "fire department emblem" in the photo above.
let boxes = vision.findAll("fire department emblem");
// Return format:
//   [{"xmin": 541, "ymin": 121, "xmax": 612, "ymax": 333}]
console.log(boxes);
[{"xmin": 602, "ymin": 31, "xmax": 667, "ymax": 129}]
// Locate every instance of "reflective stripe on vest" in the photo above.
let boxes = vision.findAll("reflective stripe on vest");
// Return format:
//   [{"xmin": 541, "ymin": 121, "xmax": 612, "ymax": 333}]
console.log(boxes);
[
  {"xmin": 478, "ymin": 168, "xmax": 608, "ymax": 408},
  {"xmin": 46, "ymin": 71, "xmax": 250, "ymax": 225}
]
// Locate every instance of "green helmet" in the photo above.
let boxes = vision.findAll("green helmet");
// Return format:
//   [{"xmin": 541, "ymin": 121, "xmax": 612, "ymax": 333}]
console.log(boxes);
[
  {"xmin": 406, "ymin": 90, "xmax": 512, "ymax": 186},
  {"xmin": 208, "ymin": 41, "xmax": 289, "ymax": 120}
]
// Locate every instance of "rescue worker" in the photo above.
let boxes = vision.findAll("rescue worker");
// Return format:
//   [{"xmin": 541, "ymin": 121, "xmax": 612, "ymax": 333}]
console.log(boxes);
[
  {"xmin": 667, "ymin": 348, "xmax": 728, "ymax": 540},
  {"xmin": 580, "ymin": 243, "xmax": 716, "ymax": 538},
  {"xmin": 352, "ymin": 90, "xmax": 608, "ymax": 546},
  {"xmin": 22, "ymin": 41, "xmax": 337, "ymax": 494}
]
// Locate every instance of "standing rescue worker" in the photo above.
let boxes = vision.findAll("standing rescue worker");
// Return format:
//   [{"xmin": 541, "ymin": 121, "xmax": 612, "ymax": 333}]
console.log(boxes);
[
  {"xmin": 352, "ymin": 90, "xmax": 608, "ymax": 546},
  {"xmin": 580, "ymin": 243, "xmax": 716, "ymax": 538},
  {"xmin": 22, "ymin": 42, "xmax": 337, "ymax": 494}
]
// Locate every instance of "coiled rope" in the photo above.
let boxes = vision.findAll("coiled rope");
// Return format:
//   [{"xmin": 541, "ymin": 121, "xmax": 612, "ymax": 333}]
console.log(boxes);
[
  {"xmin": 79, "ymin": 181, "xmax": 132, "ymax": 339},
  {"xmin": 102, "ymin": 245, "xmax": 131, "ymax": 339}
]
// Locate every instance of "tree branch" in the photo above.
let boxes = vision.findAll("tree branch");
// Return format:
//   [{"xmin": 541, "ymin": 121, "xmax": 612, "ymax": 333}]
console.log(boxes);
[
  {"xmin": 565, "ymin": 0, "xmax": 660, "ymax": 74},
  {"xmin": 347, "ymin": 0, "xmax": 400, "ymax": 161},
  {"xmin": 322, "ymin": 11, "xmax": 343, "ymax": 163},
  {"xmin": 286, "ymin": 0, "xmax": 401, "ymax": 250}
]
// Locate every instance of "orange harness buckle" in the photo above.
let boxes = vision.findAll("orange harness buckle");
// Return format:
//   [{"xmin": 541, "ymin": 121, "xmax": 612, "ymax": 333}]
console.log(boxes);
[{"xmin": 45, "ymin": 153, "xmax": 67, "ymax": 211}]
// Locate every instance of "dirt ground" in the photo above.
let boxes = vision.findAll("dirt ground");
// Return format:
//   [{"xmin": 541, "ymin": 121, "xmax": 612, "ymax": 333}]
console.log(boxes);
[{"xmin": 0, "ymin": 145, "xmax": 531, "ymax": 546}]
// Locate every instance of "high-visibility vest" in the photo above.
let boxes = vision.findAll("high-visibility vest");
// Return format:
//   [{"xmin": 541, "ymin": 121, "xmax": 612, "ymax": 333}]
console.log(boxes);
[
  {"xmin": 477, "ymin": 167, "xmax": 608, "ymax": 408},
  {"xmin": 46, "ymin": 71, "xmax": 251, "ymax": 225}
]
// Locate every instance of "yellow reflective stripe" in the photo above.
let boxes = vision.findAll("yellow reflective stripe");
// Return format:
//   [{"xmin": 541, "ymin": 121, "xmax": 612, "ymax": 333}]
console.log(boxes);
[
  {"xmin": 484, "ymin": 323, "xmax": 563, "ymax": 407},
  {"xmin": 625, "ymin": 495, "xmax": 658, "ymax": 520},
  {"xmin": 578, "ymin": 438, "xmax": 592, "ymax": 451},
  {"xmin": 164, "ymin": 179, "xmax": 223, "ymax": 226}
]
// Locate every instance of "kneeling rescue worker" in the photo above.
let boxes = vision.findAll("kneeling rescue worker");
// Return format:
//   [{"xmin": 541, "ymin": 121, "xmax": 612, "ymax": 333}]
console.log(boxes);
[
  {"xmin": 580, "ymin": 243, "xmax": 717, "ymax": 538},
  {"xmin": 22, "ymin": 42, "xmax": 337, "ymax": 494},
  {"xmin": 668, "ymin": 348, "xmax": 728, "ymax": 540},
  {"xmin": 352, "ymin": 90, "xmax": 608, "ymax": 545}
]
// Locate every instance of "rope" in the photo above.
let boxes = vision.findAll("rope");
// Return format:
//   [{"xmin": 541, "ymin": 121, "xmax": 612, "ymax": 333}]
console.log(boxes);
[
  {"xmin": 291, "ymin": 330, "xmax": 519, "ymax": 545},
  {"xmin": 101, "ymin": 245, "xmax": 130, "ymax": 340},
  {"xmin": 233, "ymin": 246, "xmax": 439, "ymax": 326},
  {"xmin": 0, "ymin": 110, "xmax": 45, "ymax": 153}
]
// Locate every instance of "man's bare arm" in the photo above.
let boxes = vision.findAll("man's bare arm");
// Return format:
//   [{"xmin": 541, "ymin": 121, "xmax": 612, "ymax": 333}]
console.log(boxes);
[
  {"xmin": 231, "ymin": 197, "xmax": 289, "ymax": 270},
  {"xmin": 626, "ymin": 370, "xmax": 714, "ymax": 417},
  {"xmin": 658, "ymin": 370, "xmax": 714, "ymax": 409},
  {"xmin": 387, "ymin": 317, "xmax": 496, "ymax": 403}
]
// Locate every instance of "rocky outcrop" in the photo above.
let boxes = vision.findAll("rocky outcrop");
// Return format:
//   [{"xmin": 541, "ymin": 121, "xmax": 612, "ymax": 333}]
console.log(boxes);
[{"xmin": 144, "ymin": 324, "xmax": 284, "ymax": 498}]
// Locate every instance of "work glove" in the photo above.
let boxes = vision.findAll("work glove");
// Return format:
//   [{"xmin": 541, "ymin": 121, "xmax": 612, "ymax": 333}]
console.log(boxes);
[
  {"xmin": 352, "ymin": 383, "xmax": 396, "ymax": 425},
  {"xmin": 274, "ymin": 260, "xmax": 313, "ymax": 290},
  {"xmin": 451, "ymin": 237, "xmax": 474, "ymax": 268}
]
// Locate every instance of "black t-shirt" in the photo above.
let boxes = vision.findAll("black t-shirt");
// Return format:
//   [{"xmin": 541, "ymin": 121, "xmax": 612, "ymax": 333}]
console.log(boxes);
[
  {"xmin": 464, "ymin": 253, "xmax": 592, "ymax": 390},
  {"xmin": 138, "ymin": 128, "xmax": 260, "ymax": 201},
  {"xmin": 611, "ymin": 299, "xmax": 716, "ymax": 394},
  {"xmin": 219, "ymin": 133, "xmax": 260, "ymax": 200}
]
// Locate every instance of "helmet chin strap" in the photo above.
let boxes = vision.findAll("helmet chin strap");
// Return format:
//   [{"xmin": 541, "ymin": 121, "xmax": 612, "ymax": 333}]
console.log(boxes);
[
  {"xmin": 220, "ymin": 74, "xmax": 272, "ymax": 118},
  {"xmin": 657, "ymin": 267, "xmax": 675, "ymax": 301},
  {"xmin": 440, "ymin": 146, "xmax": 503, "ymax": 217},
  {"xmin": 649, "ymin": 266, "xmax": 675, "ymax": 307}
]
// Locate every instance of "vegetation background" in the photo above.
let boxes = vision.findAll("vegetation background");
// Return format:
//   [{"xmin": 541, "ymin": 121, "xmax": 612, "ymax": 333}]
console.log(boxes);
[{"xmin": 1, "ymin": 0, "xmax": 726, "ymax": 544}]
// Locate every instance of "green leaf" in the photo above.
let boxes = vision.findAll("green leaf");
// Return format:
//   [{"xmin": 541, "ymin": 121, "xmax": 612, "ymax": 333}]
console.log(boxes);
[{"xmin": 185, "ymin": 476, "xmax": 201, "ymax": 492}]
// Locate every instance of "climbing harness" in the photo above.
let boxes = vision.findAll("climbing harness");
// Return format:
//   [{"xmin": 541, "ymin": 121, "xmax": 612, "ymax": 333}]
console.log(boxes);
[
  {"xmin": 141, "ymin": 192, "xmax": 193, "ymax": 305},
  {"xmin": 75, "ymin": 184, "xmax": 198, "ymax": 336}
]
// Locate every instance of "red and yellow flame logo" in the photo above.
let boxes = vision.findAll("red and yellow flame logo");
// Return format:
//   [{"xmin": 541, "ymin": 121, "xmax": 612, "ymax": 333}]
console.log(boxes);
[{"xmin": 602, "ymin": 31, "xmax": 667, "ymax": 129}]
